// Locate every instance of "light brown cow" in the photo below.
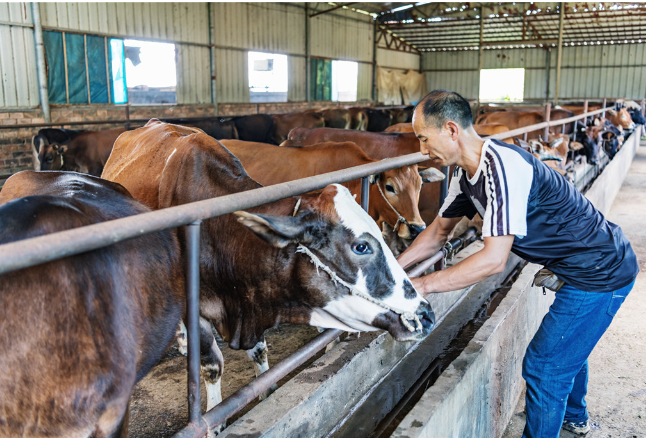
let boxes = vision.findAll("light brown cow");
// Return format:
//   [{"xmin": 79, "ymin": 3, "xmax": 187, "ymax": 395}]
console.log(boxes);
[
  {"xmin": 222, "ymin": 139, "xmax": 445, "ymax": 240},
  {"xmin": 476, "ymin": 111, "xmax": 545, "ymax": 138},
  {"xmin": 102, "ymin": 120, "xmax": 435, "ymax": 431},
  {"xmin": 607, "ymin": 108, "xmax": 635, "ymax": 130},
  {"xmin": 320, "ymin": 108, "xmax": 352, "ymax": 129},
  {"xmin": 347, "ymin": 107, "xmax": 369, "ymax": 130},
  {"xmin": 271, "ymin": 111, "xmax": 325, "ymax": 144},
  {"xmin": 384, "ymin": 122, "xmax": 415, "ymax": 133}
]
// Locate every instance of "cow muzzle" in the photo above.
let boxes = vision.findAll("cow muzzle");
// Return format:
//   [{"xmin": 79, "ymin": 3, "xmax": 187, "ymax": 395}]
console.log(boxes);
[
  {"xmin": 373, "ymin": 302, "xmax": 435, "ymax": 341},
  {"xmin": 404, "ymin": 223, "xmax": 426, "ymax": 240}
]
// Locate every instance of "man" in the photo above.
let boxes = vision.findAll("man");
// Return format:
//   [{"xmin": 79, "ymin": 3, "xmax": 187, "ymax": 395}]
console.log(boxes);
[{"xmin": 398, "ymin": 90, "xmax": 638, "ymax": 438}]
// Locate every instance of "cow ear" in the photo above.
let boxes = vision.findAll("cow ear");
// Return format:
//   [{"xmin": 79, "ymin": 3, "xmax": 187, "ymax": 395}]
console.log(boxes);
[
  {"xmin": 57, "ymin": 144, "xmax": 68, "ymax": 154},
  {"xmin": 234, "ymin": 211, "xmax": 308, "ymax": 248},
  {"xmin": 418, "ymin": 166, "xmax": 445, "ymax": 183},
  {"xmin": 369, "ymin": 174, "xmax": 379, "ymax": 184}
]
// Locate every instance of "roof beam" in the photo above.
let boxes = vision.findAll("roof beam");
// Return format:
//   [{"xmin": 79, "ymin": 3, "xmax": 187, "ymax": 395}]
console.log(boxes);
[{"xmin": 309, "ymin": 3, "xmax": 356, "ymax": 18}]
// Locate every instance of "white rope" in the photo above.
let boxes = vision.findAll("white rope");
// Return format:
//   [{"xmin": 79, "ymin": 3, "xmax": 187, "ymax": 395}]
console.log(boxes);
[
  {"xmin": 292, "ymin": 198, "xmax": 301, "ymax": 217},
  {"xmin": 376, "ymin": 180, "xmax": 408, "ymax": 232},
  {"xmin": 296, "ymin": 244, "xmax": 423, "ymax": 333}
]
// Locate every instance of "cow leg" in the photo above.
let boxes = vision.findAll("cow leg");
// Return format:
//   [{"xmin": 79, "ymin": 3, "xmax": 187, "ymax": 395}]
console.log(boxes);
[
  {"xmin": 176, "ymin": 321, "xmax": 188, "ymax": 356},
  {"xmin": 246, "ymin": 337, "xmax": 277, "ymax": 400},
  {"xmin": 199, "ymin": 317, "xmax": 225, "ymax": 436}
]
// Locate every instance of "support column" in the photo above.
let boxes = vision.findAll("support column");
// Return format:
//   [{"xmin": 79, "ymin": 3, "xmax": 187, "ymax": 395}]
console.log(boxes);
[
  {"xmin": 208, "ymin": 2, "xmax": 218, "ymax": 115},
  {"xmin": 476, "ymin": 6, "xmax": 484, "ymax": 108},
  {"xmin": 305, "ymin": 4, "xmax": 311, "ymax": 105},
  {"xmin": 554, "ymin": 2, "xmax": 565, "ymax": 105},
  {"xmin": 372, "ymin": 21, "xmax": 378, "ymax": 103},
  {"xmin": 31, "ymin": 2, "xmax": 50, "ymax": 123}
]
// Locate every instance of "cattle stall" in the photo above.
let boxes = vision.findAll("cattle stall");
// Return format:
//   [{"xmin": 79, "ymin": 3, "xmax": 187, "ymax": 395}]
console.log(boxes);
[{"xmin": 2, "ymin": 1, "xmax": 646, "ymax": 437}]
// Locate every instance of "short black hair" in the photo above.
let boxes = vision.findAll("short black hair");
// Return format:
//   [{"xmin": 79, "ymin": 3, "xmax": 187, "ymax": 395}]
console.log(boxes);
[{"xmin": 418, "ymin": 90, "xmax": 473, "ymax": 129}]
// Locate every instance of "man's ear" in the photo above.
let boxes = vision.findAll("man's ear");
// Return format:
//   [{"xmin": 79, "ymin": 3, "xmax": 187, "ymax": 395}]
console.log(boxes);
[
  {"xmin": 234, "ymin": 211, "xmax": 308, "ymax": 248},
  {"xmin": 418, "ymin": 166, "xmax": 445, "ymax": 183},
  {"xmin": 445, "ymin": 120, "xmax": 460, "ymax": 140}
]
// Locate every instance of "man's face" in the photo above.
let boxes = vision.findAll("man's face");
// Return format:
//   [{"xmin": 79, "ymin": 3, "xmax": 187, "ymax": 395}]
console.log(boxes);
[{"xmin": 412, "ymin": 107, "xmax": 459, "ymax": 167}]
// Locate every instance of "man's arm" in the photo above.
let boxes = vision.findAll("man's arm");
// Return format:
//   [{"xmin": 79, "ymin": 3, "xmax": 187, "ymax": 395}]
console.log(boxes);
[
  {"xmin": 397, "ymin": 215, "xmax": 463, "ymax": 270},
  {"xmin": 411, "ymin": 234, "xmax": 515, "ymax": 295}
]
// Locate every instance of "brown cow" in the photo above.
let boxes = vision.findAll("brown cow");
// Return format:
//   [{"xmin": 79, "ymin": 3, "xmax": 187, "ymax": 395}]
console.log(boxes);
[
  {"xmin": 32, "ymin": 127, "xmax": 126, "ymax": 176},
  {"xmin": 285, "ymin": 127, "xmax": 444, "ymax": 225},
  {"xmin": 271, "ymin": 111, "xmax": 325, "ymax": 144},
  {"xmin": 607, "ymin": 108, "xmax": 635, "ymax": 130},
  {"xmin": 222, "ymin": 139, "xmax": 444, "ymax": 240},
  {"xmin": 320, "ymin": 108, "xmax": 352, "ymax": 129},
  {"xmin": 384, "ymin": 122, "xmax": 415, "ymax": 133},
  {"xmin": 475, "ymin": 110, "xmax": 545, "ymax": 138},
  {"xmin": 347, "ymin": 107, "xmax": 369, "ymax": 130},
  {"xmin": 102, "ymin": 120, "xmax": 435, "ymax": 432},
  {"xmin": 0, "ymin": 171, "xmax": 184, "ymax": 437},
  {"xmin": 474, "ymin": 123, "xmax": 514, "ymax": 144}
]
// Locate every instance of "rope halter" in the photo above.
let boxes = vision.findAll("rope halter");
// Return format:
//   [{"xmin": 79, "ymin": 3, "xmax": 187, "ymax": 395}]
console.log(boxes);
[
  {"xmin": 376, "ymin": 179, "xmax": 409, "ymax": 233},
  {"xmin": 296, "ymin": 244, "xmax": 423, "ymax": 333}
]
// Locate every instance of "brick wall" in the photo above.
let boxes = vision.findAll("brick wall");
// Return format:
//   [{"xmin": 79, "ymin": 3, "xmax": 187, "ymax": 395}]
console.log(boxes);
[{"xmin": 0, "ymin": 101, "xmax": 372, "ymax": 187}]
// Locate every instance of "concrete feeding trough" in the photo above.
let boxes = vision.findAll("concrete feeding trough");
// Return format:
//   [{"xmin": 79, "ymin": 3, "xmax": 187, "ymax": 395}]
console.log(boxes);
[{"xmin": 220, "ymin": 126, "xmax": 642, "ymax": 438}]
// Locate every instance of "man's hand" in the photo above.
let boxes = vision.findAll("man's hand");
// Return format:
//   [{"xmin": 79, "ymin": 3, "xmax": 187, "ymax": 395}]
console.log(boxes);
[
  {"xmin": 412, "ymin": 235, "xmax": 515, "ymax": 295},
  {"xmin": 398, "ymin": 215, "xmax": 462, "ymax": 270}
]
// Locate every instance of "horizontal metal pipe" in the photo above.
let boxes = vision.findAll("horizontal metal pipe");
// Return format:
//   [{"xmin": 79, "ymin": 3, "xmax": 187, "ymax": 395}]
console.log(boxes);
[
  {"xmin": 407, "ymin": 227, "xmax": 477, "ymax": 278},
  {"xmin": 172, "ymin": 328, "xmax": 344, "ymax": 438},
  {"xmin": 0, "ymin": 153, "xmax": 428, "ymax": 275}
]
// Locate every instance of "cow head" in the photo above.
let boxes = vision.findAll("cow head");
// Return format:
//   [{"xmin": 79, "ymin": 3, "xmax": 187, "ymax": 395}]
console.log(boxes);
[
  {"xmin": 31, "ymin": 136, "xmax": 67, "ymax": 171},
  {"xmin": 235, "ymin": 184, "xmax": 435, "ymax": 341},
  {"xmin": 607, "ymin": 108, "xmax": 636, "ymax": 130},
  {"xmin": 368, "ymin": 166, "xmax": 445, "ymax": 241}
]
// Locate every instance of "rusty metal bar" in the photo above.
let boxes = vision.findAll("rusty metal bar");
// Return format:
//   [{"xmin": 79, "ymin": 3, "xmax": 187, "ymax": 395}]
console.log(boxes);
[
  {"xmin": 185, "ymin": 221, "xmax": 205, "ymax": 430},
  {"xmin": 543, "ymin": 103, "xmax": 551, "ymax": 141},
  {"xmin": 0, "ymin": 153, "xmax": 429, "ymax": 276},
  {"xmin": 172, "ymin": 328, "xmax": 344, "ymax": 438}
]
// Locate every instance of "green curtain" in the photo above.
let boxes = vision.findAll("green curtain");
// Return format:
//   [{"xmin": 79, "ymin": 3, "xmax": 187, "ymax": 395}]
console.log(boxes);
[
  {"xmin": 42, "ymin": 31, "xmax": 67, "ymax": 104},
  {"xmin": 310, "ymin": 58, "xmax": 332, "ymax": 101}
]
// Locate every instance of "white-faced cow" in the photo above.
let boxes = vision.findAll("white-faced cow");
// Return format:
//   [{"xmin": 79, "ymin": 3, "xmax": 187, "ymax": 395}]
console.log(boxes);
[{"xmin": 101, "ymin": 119, "xmax": 435, "ymax": 433}]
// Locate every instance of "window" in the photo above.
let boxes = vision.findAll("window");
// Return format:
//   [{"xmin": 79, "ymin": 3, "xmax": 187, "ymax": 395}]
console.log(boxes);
[
  {"xmin": 479, "ymin": 68, "xmax": 525, "ymax": 102},
  {"xmin": 332, "ymin": 60, "xmax": 358, "ymax": 102},
  {"xmin": 248, "ymin": 51, "xmax": 288, "ymax": 103},
  {"xmin": 43, "ymin": 31, "xmax": 113, "ymax": 104},
  {"xmin": 124, "ymin": 39, "xmax": 177, "ymax": 104}
]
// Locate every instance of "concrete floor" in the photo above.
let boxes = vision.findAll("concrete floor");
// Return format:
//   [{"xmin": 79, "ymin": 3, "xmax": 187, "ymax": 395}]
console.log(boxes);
[{"xmin": 503, "ymin": 141, "xmax": 646, "ymax": 438}]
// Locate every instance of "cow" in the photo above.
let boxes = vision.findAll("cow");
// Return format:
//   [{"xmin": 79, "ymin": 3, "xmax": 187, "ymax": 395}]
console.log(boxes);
[
  {"xmin": 347, "ymin": 107, "xmax": 369, "ymax": 130},
  {"xmin": 320, "ymin": 108, "xmax": 352, "ymax": 129},
  {"xmin": 473, "ymin": 123, "xmax": 514, "ymax": 144},
  {"xmin": 475, "ymin": 110, "xmax": 545, "ymax": 138},
  {"xmin": 271, "ymin": 111, "xmax": 325, "ymax": 144},
  {"xmin": 388, "ymin": 106, "xmax": 414, "ymax": 124},
  {"xmin": 606, "ymin": 108, "xmax": 636, "ymax": 130},
  {"xmin": 221, "ymin": 139, "xmax": 444, "ymax": 240},
  {"xmin": 284, "ymin": 127, "xmax": 444, "ymax": 226},
  {"xmin": 31, "ymin": 127, "xmax": 126, "ymax": 176},
  {"xmin": 366, "ymin": 108, "xmax": 394, "ymax": 132},
  {"xmin": 31, "ymin": 128, "xmax": 81, "ymax": 170},
  {"xmin": 230, "ymin": 114, "xmax": 275, "ymax": 143},
  {"xmin": 629, "ymin": 108, "xmax": 646, "ymax": 125},
  {"xmin": 384, "ymin": 122, "xmax": 415, "ymax": 133},
  {"xmin": 101, "ymin": 120, "xmax": 435, "ymax": 432},
  {"xmin": 180, "ymin": 118, "xmax": 239, "ymax": 140},
  {"xmin": 0, "ymin": 171, "xmax": 184, "ymax": 437}
]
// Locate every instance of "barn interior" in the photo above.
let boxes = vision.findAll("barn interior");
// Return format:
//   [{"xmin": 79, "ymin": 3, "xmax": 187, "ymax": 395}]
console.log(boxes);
[{"xmin": 0, "ymin": 2, "xmax": 645, "ymax": 438}]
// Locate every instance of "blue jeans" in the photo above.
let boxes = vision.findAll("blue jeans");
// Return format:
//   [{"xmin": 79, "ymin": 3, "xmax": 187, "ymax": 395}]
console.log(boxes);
[{"xmin": 522, "ymin": 280, "xmax": 635, "ymax": 438}]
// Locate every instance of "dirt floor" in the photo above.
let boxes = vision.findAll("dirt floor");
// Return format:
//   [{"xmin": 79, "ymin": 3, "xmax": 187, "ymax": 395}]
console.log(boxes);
[
  {"xmin": 504, "ymin": 141, "xmax": 646, "ymax": 438},
  {"xmin": 128, "ymin": 324, "xmax": 322, "ymax": 437}
]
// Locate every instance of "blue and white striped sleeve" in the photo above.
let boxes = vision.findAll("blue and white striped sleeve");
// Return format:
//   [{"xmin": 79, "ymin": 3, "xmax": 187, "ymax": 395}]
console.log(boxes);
[
  {"xmin": 439, "ymin": 167, "xmax": 478, "ymax": 220},
  {"xmin": 482, "ymin": 148, "xmax": 533, "ymax": 237}
]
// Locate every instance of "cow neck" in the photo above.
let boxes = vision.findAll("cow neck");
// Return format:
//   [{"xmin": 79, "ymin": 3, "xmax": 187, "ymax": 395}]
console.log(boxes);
[{"xmin": 376, "ymin": 179, "xmax": 408, "ymax": 232}]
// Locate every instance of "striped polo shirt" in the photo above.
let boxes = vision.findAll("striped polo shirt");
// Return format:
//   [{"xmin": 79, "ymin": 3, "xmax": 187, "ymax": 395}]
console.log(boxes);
[{"xmin": 439, "ymin": 139, "xmax": 638, "ymax": 293}]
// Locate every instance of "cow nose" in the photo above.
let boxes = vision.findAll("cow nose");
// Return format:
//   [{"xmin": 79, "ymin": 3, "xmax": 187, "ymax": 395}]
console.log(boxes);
[
  {"xmin": 408, "ymin": 223, "xmax": 426, "ymax": 239},
  {"xmin": 416, "ymin": 302, "xmax": 435, "ymax": 334}
]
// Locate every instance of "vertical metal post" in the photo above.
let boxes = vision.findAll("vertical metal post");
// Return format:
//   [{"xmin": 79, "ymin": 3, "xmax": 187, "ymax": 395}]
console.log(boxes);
[
  {"xmin": 523, "ymin": 132, "xmax": 528, "ymax": 142},
  {"xmin": 186, "ymin": 221, "xmax": 203, "ymax": 428},
  {"xmin": 602, "ymin": 98, "xmax": 607, "ymax": 118},
  {"xmin": 125, "ymin": 104, "xmax": 131, "ymax": 131},
  {"xmin": 31, "ymin": 2, "xmax": 51, "ymax": 123},
  {"xmin": 439, "ymin": 166, "xmax": 449, "ymax": 208},
  {"xmin": 84, "ymin": 35, "xmax": 91, "ymax": 104},
  {"xmin": 554, "ymin": 2, "xmax": 565, "ymax": 105},
  {"xmin": 372, "ymin": 22, "xmax": 378, "ymax": 103},
  {"xmin": 360, "ymin": 177, "xmax": 370, "ymax": 212},
  {"xmin": 62, "ymin": 32, "xmax": 70, "ymax": 104},
  {"xmin": 476, "ymin": 6, "xmax": 484, "ymax": 108},
  {"xmin": 583, "ymin": 99, "xmax": 588, "ymax": 125},
  {"xmin": 641, "ymin": 99, "xmax": 645, "ymax": 117},
  {"xmin": 305, "ymin": 4, "xmax": 311, "ymax": 105},
  {"xmin": 545, "ymin": 49, "xmax": 551, "ymax": 102},
  {"xmin": 543, "ymin": 103, "xmax": 551, "ymax": 141},
  {"xmin": 208, "ymin": 2, "xmax": 218, "ymax": 116}
]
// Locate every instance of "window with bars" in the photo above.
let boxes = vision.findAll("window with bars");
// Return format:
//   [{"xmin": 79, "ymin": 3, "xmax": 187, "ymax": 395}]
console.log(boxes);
[{"xmin": 42, "ymin": 31, "xmax": 127, "ymax": 105}]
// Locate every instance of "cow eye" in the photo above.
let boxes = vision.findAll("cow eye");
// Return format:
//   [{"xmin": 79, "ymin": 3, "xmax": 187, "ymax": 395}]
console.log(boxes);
[
  {"xmin": 46, "ymin": 156, "xmax": 53, "ymax": 163},
  {"xmin": 351, "ymin": 242, "xmax": 372, "ymax": 255},
  {"xmin": 385, "ymin": 184, "xmax": 395, "ymax": 193}
]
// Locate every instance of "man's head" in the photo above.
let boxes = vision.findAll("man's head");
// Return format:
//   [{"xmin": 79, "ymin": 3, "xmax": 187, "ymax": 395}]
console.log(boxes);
[{"xmin": 413, "ymin": 90, "xmax": 476, "ymax": 166}]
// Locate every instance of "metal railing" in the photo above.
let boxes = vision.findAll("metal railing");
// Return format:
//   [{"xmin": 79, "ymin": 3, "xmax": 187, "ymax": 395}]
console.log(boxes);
[{"xmin": 0, "ymin": 103, "xmax": 626, "ymax": 437}]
